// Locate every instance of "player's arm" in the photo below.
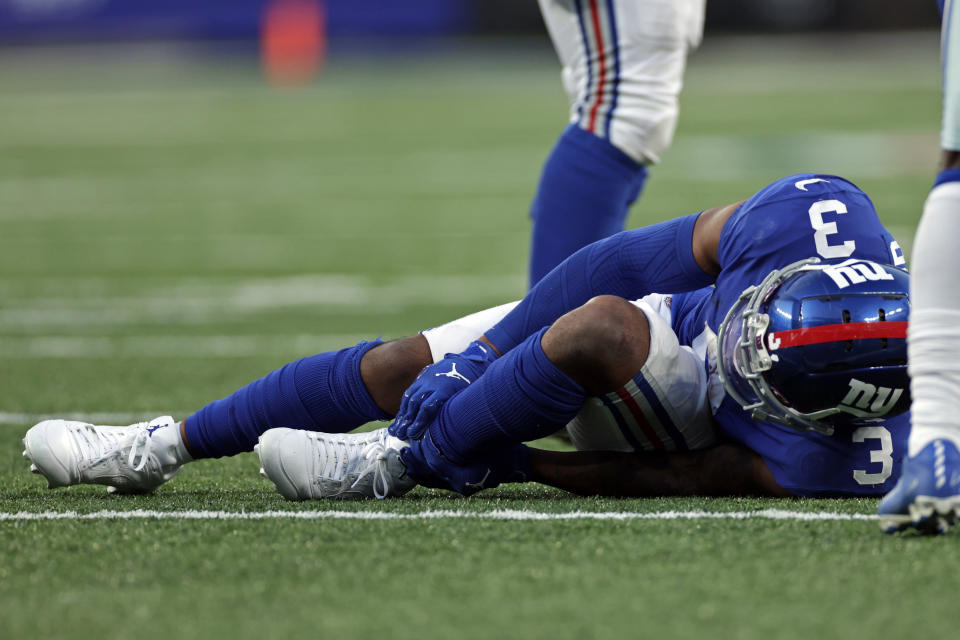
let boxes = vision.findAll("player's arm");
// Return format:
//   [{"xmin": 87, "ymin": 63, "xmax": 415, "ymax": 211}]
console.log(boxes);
[
  {"xmin": 690, "ymin": 200, "xmax": 742, "ymax": 277},
  {"xmin": 526, "ymin": 441, "xmax": 791, "ymax": 497},
  {"xmin": 483, "ymin": 200, "xmax": 744, "ymax": 355}
]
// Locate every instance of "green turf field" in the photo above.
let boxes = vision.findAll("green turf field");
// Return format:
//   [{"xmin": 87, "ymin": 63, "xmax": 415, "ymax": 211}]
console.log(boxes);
[{"xmin": 0, "ymin": 32, "xmax": 952, "ymax": 640}]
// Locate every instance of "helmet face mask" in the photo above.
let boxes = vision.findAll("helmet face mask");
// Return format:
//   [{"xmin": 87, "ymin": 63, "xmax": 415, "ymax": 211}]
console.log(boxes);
[{"xmin": 716, "ymin": 258, "xmax": 910, "ymax": 436}]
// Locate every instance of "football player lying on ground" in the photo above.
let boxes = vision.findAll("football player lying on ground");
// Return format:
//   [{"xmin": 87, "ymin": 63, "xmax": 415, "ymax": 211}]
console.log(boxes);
[{"xmin": 23, "ymin": 174, "xmax": 914, "ymax": 514}]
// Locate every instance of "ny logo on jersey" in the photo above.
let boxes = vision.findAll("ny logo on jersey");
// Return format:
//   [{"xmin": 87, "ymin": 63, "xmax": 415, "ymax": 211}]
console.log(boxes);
[
  {"xmin": 436, "ymin": 363, "xmax": 471, "ymax": 384},
  {"xmin": 840, "ymin": 378, "xmax": 903, "ymax": 417},
  {"xmin": 822, "ymin": 259, "xmax": 894, "ymax": 290}
]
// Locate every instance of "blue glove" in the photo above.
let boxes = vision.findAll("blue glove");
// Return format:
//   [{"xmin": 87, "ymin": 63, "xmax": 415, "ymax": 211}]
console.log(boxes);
[
  {"xmin": 389, "ymin": 340, "xmax": 498, "ymax": 441},
  {"xmin": 401, "ymin": 431, "xmax": 530, "ymax": 496}
]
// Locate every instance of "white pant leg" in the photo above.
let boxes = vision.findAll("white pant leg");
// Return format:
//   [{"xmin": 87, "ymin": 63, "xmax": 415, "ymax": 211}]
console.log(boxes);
[
  {"xmin": 538, "ymin": 0, "xmax": 705, "ymax": 164},
  {"xmin": 908, "ymin": 184, "xmax": 960, "ymax": 453},
  {"xmin": 942, "ymin": 0, "xmax": 960, "ymax": 150},
  {"xmin": 421, "ymin": 301, "xmax": 521, "ymax": 362}
]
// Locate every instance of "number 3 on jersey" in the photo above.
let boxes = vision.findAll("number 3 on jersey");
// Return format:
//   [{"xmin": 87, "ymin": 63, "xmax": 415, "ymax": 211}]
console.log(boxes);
[
  {"xmin": 852, "ymin": 426, "xmax": 893, "ymax": 485},
  {"xmin": 808, "ymin": 199, "xmax": 856, "ymax": 259}
]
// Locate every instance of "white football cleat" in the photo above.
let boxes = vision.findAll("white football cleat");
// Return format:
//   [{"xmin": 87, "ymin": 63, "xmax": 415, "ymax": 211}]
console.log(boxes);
[
  {"xmin": 256, "ymin": 427, "xmax": 415, "ymax": 500},
  {"xmin": 22, "ymin": 416, "xmax": 186, "ymax": 493}
]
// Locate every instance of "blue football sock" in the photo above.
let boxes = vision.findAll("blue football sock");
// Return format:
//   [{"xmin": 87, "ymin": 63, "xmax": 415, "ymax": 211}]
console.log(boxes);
[
  {"xmin": 528, "ymin": 124, "xmax": 648, "ymax": 287},
  {"xmin": 428, "ymin": 328, "xmax": 586, "ymax": 465},
  {"xmin": 184, "ymin": 340, "xmax": 389, "ymax": 458}
]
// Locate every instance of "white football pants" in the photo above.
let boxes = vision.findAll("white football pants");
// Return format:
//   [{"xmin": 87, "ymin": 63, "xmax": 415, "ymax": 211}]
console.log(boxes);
[{"xmin": 538, "ymin": 0, "xmax": 705, "ymax": 164}]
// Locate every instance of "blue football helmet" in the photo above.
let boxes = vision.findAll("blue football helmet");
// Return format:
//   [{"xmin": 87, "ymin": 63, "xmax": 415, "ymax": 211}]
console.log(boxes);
[{"xmin": 716, "ymin": 258, "xmax": 910, "ymax": 435}]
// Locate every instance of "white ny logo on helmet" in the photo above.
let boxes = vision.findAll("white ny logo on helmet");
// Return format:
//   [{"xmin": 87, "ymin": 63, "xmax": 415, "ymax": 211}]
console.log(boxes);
[{"xmin": 840, "ymin": 378, "xmax": 903, "ymax": 417}]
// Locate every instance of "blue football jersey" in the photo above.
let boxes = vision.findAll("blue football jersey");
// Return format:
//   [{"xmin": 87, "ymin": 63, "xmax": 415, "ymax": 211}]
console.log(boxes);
[{"xmin": 671, "ymin": 174, "xmax": 909, "ymax": 497}]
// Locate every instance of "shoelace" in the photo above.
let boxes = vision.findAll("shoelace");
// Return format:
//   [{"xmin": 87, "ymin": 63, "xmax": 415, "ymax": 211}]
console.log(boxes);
[
  {"xmin": 68, "ymin": 421, "xmax": 154, "ymax": 472},
  {"xmin": 319, "ymin": 431, "xmax": 396, "ymax": 499},
  {"xmin": 359, "ymin": 441, "xmax": 393, "ymax": 500},
  {"xmin": 126, "ymin": 426, "xmax": 156, "ymax": 472}
]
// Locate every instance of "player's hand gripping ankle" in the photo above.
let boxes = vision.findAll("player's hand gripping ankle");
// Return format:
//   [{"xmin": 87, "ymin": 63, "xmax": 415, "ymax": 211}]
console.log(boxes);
[{"xmin": 389, "ymin": 340, "xmax": 497, "ymax": 440}]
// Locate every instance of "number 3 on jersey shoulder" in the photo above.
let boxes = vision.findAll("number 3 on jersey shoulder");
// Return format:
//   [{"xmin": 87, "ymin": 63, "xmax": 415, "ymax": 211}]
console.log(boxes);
[
  {"xmin": 852, "ymin": 425, "xmax": 893, "ymax": 485},
  {"xmin": 808, "ymin": 199, "xmax": 856, "ymax": 259}
]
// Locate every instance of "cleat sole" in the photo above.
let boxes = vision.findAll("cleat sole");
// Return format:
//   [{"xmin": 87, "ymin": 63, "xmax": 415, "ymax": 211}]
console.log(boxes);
[
  {"xmin": 878, "ymin": 513, "xmax": 912, "ymax": 534},
  {"xmin": 911, "ymin": 495, "xmax": 960, "ymax": 529},
  {"xmin": 880, "ymin": 496, "xmax": 960, "ymax": 535}
]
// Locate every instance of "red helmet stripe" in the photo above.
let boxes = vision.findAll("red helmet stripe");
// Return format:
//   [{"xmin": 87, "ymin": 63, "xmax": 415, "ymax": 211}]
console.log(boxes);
[{"xmin": 770, "ymin": 321, "xmax": 907, "ymax": 349}]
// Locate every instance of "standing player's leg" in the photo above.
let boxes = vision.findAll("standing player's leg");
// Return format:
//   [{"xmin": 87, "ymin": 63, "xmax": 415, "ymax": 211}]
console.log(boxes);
[
  {"xmin": 878, "ymin": 0, "xmax": 960, "ymax": 533},
  {"xmin": 528, "ymin": 0, "xmax": 704, "ymax": 287}
]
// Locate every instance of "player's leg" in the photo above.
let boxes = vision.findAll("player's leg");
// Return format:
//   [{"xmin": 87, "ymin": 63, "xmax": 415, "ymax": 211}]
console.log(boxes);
[
  {"xmin": 878, "ymin": 0, "xmax": 960, "ymax": 533},
  {"xmin": 564, "ymin": 295, "xmax": 717, "ymax": 454},
  {"xmin": 256, "ymin": 295, "xmax": 718, "ymax": 499},
  {"xmin": 258, "ymin": 295, "xmax": 653, "ymax": 498},
  {"xmin": 187, "ymin": 300, "xmax": 520, "ymax": 466},
  {"xmin": 528, "ymin": 0, "xmax": 704, "ymax": 286},
  {"xmin": 878, "ymin": 162, "xmax": 960, "ymax": 532},
  {"xmin": 255, "ymin": 302, "xmax": 526, "ymax": 499},
  {"xmin": 402, "ymin": 294, "xmax": 719, "ymax": 496},
  {"xmin": 22, "ymin": 335, "xmax": 433, "ymax": 493},
  {"xmin": 400, "ymin": 295, "xmax": 669, "ymax": 494}
]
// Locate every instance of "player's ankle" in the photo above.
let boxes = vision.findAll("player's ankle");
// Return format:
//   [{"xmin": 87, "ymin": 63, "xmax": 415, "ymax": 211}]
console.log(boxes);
[{"xmin": 176, "ymin": 420, "xmax": 196, "ymax": 462}]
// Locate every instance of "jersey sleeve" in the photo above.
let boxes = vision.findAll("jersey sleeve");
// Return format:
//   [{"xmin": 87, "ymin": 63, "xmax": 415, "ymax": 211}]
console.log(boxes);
[
  {"xmin": 484, "ymin": 212, "xmax": 715, "ymax": 354},
  {"xmin": 669, "ymin": 288, "xmax": 713, "ymax": 343}
]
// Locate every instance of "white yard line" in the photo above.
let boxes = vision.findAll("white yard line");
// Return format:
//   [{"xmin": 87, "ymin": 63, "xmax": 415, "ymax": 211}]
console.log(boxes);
[{"xmin": 0, "ymin": 508, "xmax": 877, "ymax": 522}]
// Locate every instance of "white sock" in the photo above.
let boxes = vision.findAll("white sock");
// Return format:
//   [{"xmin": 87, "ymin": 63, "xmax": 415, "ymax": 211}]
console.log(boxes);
[
  {"xmin": 909, "ymin": 310, "xmax": 960, "ymax": 454},
  {"xmin": 154, "ymin": 419, "xmax": 193, "ymax": 463},
  {"xmin": 174, "ymin": 426, "xmax": 194, "ymax": 463},
  {"xmin": 907, "ymin": 181, "xmax": 960, "ymax": 454}
]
